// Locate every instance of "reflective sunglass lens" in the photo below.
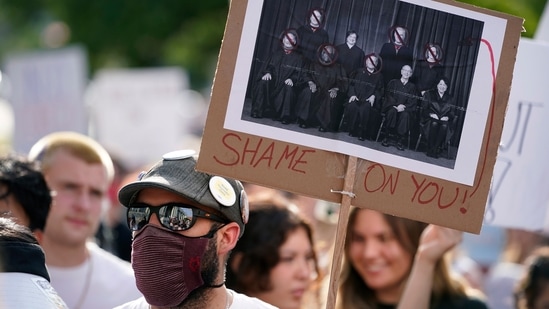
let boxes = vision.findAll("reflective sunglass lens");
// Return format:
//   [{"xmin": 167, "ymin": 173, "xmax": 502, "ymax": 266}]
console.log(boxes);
[
  {"xmin": 128, "ymin": 208, "xmax": 150, "ymax": 231},
  {"xmin": 162, "ymin": 206, "xmax": 194, "ymax": 231},
  {"xmin": 127, "ymin": 205, "xmax": 197, "ymax": 232}
]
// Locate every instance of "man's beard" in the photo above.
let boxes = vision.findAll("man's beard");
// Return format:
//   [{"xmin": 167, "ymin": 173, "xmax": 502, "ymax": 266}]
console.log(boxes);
[{"xmin": 175, "ymin": 235, "xmax": 221, "ymax": 308}]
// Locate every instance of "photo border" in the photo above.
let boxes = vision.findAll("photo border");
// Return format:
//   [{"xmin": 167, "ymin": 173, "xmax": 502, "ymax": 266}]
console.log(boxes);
[{"xmin": 224, "ymin": 0, "xmax": 507, "ymax": 186}]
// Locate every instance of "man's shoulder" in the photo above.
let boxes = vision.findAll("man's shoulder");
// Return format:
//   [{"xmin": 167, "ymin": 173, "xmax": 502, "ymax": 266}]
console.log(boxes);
[
  {"xmin": 230, "ymin": 290, "xmax": 279, "ymax": 308},
  {"xmin": 113, "ymin": 297, "xmax": 148, "ymax": 309},
  {"xmin": 113, "ymin": 293, "xmax": 280, "ymax": 309}
]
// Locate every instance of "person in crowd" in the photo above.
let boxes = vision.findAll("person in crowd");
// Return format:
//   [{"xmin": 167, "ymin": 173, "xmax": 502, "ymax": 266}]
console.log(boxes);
[
  {"xmin": 484, "ymin": 229, "xmax": 549, "ymax": 309},
  {"xmin": 0, "ymin": 217, "xmax": 68, "ymax": 308},
  {"xmin": 251, "ymin": 29, "xmax": 304, "ymax": 123},
  {"xmin": 241, "ymin": 182, "xmax": 338, "ymax": 290},
  {"xmin": 421, "ymin": 76, "xmax": 455, "ymax": 158},
  {"xmin": 336, "ymin": 30, "xmax": 365, "ymax": 79},
  {"xmin": 339, "ymin": 53, "xmax": 384, "ymax": 141},
  {"xmin": 379, "ymin": 26, "xmax": 414, "ymax": 86},
  {"xmin": 381, "ymin": 64, "xmax": 418, "ymax": 150},
  {"xmin": 296, "ymin": 8, "xmax": 330, "ymax": 64},
  {"xmin": 28, "ymin": 131, "xmax": 141, "ymax": 309},
  {"xmin": 514, "ymin": 246, "xmax": 549, "ymax": 309},
  {"xmin": 415, "ymin": 43, "xmax": 445, "ymax": 96},
  {"xmin": 0, "ymin": 153, "xmax": 51, "ymax": 232},
  {"xmin": 337, "ymin": 207, "xmax": 488, "ymax": 309},
  {"xmin": 94, "ymin": 155, "xmax": 133, "ymax": 262},
  {"xmin": 296, "ymin": 43, "xmax": 347, "ymax": 131},
  {"xmin": 114, "ymin": 149, "xmax": 277, "ymax": 309},
  {"xmin": 227, "ymin": 202, "xmax": 322, "ymax": 309}
]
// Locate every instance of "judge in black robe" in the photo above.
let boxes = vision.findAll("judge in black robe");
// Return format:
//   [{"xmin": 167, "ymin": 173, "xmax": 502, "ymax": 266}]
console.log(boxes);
[
  {"xmin": 296, "ymin": 44, "xmax": 347, "ymax": 131},
  {"xmin": 340, "ymin": 53, "xmax": 384, "ymax": 140},
  {"xmin": 379, "ymin": 26, "xmax": 414, "ymax": 86},
  {"xmin": 251, "ymin": 29, "xmax": 304, "ymax": 122}
]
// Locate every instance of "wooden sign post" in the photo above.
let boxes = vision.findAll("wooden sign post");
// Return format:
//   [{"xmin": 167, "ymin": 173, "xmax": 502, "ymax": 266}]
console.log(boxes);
[{"xmin": 325, "ymin": 155, "xmax": 357, "ymax": 309}]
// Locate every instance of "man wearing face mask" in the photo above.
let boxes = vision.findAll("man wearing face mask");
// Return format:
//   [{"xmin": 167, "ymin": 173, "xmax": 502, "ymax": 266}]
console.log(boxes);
[{"xmin": 114, "ymin": 150, "xmax": 278, "ymax": 309}]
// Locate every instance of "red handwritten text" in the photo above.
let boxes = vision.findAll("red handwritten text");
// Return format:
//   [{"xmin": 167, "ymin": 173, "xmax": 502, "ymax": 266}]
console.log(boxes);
[
  {"xmin": 213, "ymin": 133, "xmax": 315, "ymax": 174},
  {"xmin": 410, "ymin": 175, "xmax": 460, "ymax": 209},
  {"xmin": 363, "ymin": 163, "xmax": 399, "ymax": 194}
]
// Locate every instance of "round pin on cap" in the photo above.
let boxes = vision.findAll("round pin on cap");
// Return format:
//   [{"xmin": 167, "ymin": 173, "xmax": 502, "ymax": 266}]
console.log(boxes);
[
  {"xmin": 240, "ymin": 190, "xmax": 249, "ymax": 224},
  {"xmin": 163, "ymin": 150, "xmax": 196, "ymax": 160},
  {"xmin": 209, "ymin": 176, "xmax": 236, "ymax": 207}
]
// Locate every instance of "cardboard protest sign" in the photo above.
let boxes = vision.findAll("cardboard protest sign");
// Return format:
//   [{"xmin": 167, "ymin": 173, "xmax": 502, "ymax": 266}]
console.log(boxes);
[
  {"xmin": 536, "ymin": 2, "xmax": 549, "ymax": 41},
  {"xmin": 4, "ymin": 46, "xmax": 88, "ymax": 153},
  {"xmin": 197, "ymin": 0, "xmax": 522, "ymax": 235},
  {"xmin": 199, "ymin": 1, "xmax": 522, "ymax": 307},
  {"xmin": 86, "ymin": 67, "xmax": 206, "ymax": 170},
  {"xmin": 485, "ymin": 38, "xmax": 549, "ymax": 232}
]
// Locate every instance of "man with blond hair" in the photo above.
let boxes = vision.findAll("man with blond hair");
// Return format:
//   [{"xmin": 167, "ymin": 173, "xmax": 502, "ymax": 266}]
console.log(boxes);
[{"xmin": 29, "ymin": 131, "xmax": 141, "ymax": 309}]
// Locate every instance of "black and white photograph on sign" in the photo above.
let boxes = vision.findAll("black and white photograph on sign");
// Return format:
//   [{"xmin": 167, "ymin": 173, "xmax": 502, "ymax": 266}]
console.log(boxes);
[{"xmin": 224, "ymin": 0, "xmax": 506, "ymax": 186}]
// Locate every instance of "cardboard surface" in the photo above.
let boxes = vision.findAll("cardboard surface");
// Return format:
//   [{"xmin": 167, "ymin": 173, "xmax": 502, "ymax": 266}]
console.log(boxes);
[{"xmin": 197, "ymin": 0, "xmax": 523, "ymax": 234}]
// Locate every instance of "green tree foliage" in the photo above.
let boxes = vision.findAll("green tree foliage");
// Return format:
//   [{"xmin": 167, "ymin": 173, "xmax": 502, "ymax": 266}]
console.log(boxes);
[
  {"xmin": 457, "ymin": 0, "xmax": 548, "ymax": 37},
  {"xmin": 0, "ymin": 0, "xmax": 546, "ymax": 90}
]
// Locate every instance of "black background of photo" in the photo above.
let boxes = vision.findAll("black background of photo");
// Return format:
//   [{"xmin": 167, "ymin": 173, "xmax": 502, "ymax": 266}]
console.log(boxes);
[{"xmin": 245, "ymin": 0, "xmax": 485, "ymax": 149}]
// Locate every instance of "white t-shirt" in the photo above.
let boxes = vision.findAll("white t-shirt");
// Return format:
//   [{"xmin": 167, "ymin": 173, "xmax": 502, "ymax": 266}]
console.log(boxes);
[
  {"xmin": 114, "ymin": 289, "xmax": 279, "ymax": 309},
  {"xmin": 47, "ymin": 241, "xmax": 142, "ymax": 309}
]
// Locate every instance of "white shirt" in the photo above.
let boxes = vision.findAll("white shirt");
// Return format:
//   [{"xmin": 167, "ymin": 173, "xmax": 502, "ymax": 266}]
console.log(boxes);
[
  {"xmin": 114, "ymin": 289, "xmax": 279, "ymax": 309},
  {"xmin": 47, "ymin": 241, "xmax": 142, "ymax": 309}
]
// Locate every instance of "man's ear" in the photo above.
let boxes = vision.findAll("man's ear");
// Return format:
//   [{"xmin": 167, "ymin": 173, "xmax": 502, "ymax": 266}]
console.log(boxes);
[{"xmin": 217, "ymin": 222, "xmax": 240, "ymax": 255}]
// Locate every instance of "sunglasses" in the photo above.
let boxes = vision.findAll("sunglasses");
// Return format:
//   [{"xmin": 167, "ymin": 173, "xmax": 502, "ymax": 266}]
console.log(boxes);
[{"xmin": 127, "ymin": 202, "xmax": 228, "ymax": 232}]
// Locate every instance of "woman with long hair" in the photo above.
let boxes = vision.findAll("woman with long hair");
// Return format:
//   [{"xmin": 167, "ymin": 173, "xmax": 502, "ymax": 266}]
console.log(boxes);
[{"xmin": 337, "ymin": 207, "xmax": 487, "ymax": 309}]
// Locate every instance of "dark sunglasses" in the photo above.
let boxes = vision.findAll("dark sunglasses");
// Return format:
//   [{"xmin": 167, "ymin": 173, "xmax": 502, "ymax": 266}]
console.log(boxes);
[{"xmin": 127, "ymin": 202, "xmax": 228, "ymax": 232}]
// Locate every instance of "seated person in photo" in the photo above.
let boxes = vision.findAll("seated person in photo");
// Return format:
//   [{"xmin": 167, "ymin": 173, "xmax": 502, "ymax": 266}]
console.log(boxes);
[
  {"xmin": 296, "ymin": 44, "xmax": 347, "ymax": 131},
  {"xmin": 421, "ymin": 77, "xmax": 455, "ymax": 158},
  {"xmin": 251, "ymin": 29, "xmax": 303, "ymax": 122},
  {"xmin": 340, "ymin": 53, "xmax": 384, "ymax": 141},
  {"xmin": 381, "ymin": 65, "xmax": 417, "ymax": 150}
]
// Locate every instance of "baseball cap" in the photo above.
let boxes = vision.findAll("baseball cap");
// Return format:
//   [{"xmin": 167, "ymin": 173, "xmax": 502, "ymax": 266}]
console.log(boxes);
[{"xmin": 118, "ymin": 150, "xmax": 249, "ymax": 237}]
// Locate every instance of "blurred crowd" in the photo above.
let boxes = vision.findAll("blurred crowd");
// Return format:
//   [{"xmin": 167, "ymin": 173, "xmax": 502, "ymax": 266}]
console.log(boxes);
[
  {"xmin": 0, "ymin": 130, "xmax": 548, "ymax": 309},
  {"xmin": 0, "ymin": 2, "xmax": 547, "ymax": 308}
]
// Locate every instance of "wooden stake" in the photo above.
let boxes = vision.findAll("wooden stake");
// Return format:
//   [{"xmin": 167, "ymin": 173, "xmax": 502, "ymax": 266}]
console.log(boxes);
[{"xmin": 325, "ymin": 155, "xmax": 357, "ymax": 309}]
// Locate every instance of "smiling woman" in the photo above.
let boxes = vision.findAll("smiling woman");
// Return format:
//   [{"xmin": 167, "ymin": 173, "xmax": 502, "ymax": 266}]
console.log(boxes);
[{"xmin": 337, "ymin": 207, "xmax": 489, "ymax": 309}]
